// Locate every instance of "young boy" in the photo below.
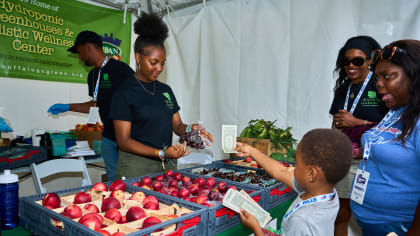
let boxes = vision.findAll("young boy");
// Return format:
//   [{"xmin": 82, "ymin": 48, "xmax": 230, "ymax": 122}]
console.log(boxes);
[{"xmin": 236, "ymin": 128, "xmax": 353, "ymax": 236}]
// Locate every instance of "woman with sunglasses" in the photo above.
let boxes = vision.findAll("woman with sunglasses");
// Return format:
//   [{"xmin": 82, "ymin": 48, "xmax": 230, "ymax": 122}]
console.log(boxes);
[
  {"xmin": 349, "ymin": 40, "xmax": 420, "ymax": 236},
  {"xmin": 329, "ymin": 35, "xmax": 388, "ymax": 236}
]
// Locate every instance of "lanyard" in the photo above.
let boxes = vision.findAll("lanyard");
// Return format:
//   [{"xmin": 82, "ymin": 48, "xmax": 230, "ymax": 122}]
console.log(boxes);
[
  {"xmin": 344, "ymin": 71, "xmax": 372, "ymax": 114},
  {"xmin": 361, "ymin": 108, "xmax": 402, "ymax": 170},
  {"xmin": 283, "ymin": 190, "xmax": 336, "ymax": 221},
  {"xmin": 93, "ymin": 56, "xmax": 109, "ymax": 104}
]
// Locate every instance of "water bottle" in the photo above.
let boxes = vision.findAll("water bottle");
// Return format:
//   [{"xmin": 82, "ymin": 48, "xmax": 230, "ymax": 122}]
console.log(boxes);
[{"xmin": 0, "ymin": 169, "xmax": 19, "ymax": 229}]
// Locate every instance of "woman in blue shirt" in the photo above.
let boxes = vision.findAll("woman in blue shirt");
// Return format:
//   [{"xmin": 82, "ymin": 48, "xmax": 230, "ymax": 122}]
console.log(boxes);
[{"xmin": 350, "ymin": 39, "xmax": 420, "ymax": 236}]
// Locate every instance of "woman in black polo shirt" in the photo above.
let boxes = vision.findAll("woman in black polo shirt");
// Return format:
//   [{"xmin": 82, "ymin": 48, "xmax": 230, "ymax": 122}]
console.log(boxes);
[
  {"xmin": 110, "ymin": 12, "xmax": 213, "ymax": 179},
  {"xmin": 329, "ymin": 36, "xmax": 387, "ymax": 236}
]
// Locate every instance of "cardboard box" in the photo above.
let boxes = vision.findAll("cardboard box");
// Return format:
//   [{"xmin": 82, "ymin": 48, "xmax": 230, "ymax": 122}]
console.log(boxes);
[
  {"xmin": 237, "ymin": 137, "xmax": 287, "ymax": 156},
  {"xmin": 71, "ymin": 130, "xmax": 102, "ymax": 148}
]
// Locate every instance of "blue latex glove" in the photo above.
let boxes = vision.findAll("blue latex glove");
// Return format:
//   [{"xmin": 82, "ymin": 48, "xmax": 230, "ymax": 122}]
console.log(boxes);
[{"xmin": 48, "ymin": 104, "xmax": 70, "ymax": 115}]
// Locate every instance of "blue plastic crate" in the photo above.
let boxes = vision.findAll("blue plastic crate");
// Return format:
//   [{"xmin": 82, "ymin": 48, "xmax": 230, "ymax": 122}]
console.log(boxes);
[
  {"xmin": 128, "ymin": 171, "xmax": 265, "ymax": 235},
  {"xmin": 0, "ymin": 146, "xmax": 47, "ymax": 171},
  {"xmin": 180, "ymin": 162, "xmax": 297, "ymax": 210},
  {"xmin": 19, "ymin": 182, "xmax": 208, "ymax": 236}
]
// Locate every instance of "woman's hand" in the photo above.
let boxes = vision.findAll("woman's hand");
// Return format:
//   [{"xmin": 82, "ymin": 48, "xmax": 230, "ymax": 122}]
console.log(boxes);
[
  {"xmin": 165, "ymin": 142, "xmax": 191, "ymax": 159},
  {"xmin": 333, "ymin": 109, "xmax": 359, "ymax": 128},
  {"xmin": 234, "ymin": 142, "xmax": 254, "ymax": 157}
]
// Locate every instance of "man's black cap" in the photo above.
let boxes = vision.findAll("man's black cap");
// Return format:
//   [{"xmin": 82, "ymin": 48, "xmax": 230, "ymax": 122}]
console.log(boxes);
[{"xmin": 68, "ymin": 31, "xmax": 103, "ymax": 53}]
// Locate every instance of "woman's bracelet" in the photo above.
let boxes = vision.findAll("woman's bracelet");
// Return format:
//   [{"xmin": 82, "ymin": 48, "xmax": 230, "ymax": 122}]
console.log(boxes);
[{"xmin": 158, "ymin": 150, "xmax": 165, "ymax": 159}]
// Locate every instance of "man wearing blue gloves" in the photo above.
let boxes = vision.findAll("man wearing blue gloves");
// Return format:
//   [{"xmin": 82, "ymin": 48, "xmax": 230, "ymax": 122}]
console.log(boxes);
[{"xmin": 48, "ymin": 31, "xmax": 134, "ymax": 182}]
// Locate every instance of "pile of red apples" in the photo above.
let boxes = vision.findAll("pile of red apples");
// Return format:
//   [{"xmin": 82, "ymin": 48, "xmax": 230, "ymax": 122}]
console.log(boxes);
[
  {"xmin": 40, "ymin": 180, "xmax": 181, "ymax": 236},
  {"xmin": 132, "ymin": 170, "xmax": 239, "ymax": 206}
]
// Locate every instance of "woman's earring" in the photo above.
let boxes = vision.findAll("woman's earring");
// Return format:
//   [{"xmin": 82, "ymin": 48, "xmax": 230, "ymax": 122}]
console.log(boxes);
[{"xmin": 136, "ymin": 63, "xmax": 140, "ymax": 72}]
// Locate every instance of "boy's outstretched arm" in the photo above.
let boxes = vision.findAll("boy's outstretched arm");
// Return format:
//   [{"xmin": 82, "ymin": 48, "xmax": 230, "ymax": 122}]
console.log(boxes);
[{"xmin": 235, "ymin": 142, "xmax": 294, "ymax": 190}]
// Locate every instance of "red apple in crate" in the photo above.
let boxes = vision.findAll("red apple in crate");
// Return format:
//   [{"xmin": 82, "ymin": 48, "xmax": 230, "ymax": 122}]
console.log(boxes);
[
  {"xmin": 195, "ymin": 177, "xmax": 205, "ymax": 187},
  {"xmin": 130, "ymin": 191, "xmax": 146, "ymax": 200},
  {"xmin": 42, "ymin": 193, "xmax": 60, "ymax": 209},
  {"xmin": 208, "ymin": 191, "xmax": 220, "ymax": 201},
  {"xmin": 187, "ymin": 184, "xmax": 200, "ymax": 196},
  {"xmin": 182, "ymin": 176, "xmax": 192, "ymax": 185},
  {"xmin": 178, "ymin": 188, "xmax": 190, "ymax": 198},
  {"xmin": 74, "ymin": 192, "xmax": 91, "ymax": 204},
  {"xmin": 144, "ymin": 201, "xmax": 159, "ymax": 210},
  {"xmin": 141, "ymin": 185, "xmax": 151, "ymax": 190},
  {"xmin": 96, "ymin": 229, "xmax": 111, "ymax": 236},
  {"xmin": 132, "ymin": 182, "xmax": 140, "ymax": 187},
  {"xmin": 60, "ymin": 211, "xmax": 72, "ymax": 219},
  {"xmin": 109, "ymin": 180, "xmax": 126, "ymax": 191},
  {"xmin": 142, "ymin": 216, "xmax": 162, "ymax": 229},
  {"xmin": 64, "ymin": 205, "xmax": 82, "ymax": 219},
  {"xmin": 84, "ymin": 204, "xmax": 99, "ymax": 214},
  {"xmin": 105, "ymin": 208, "xmax": 122, "ymax": 223},
  {"xmin": 205, "ymin": 178, "xmax": 217, "ymax": 188},
  {"xmin": 154, "ymin": 175, "xmax": 164, "ymax": 181},
  {"xmin": 151, "ymin": 181, "xmax": 162, "ymax": 191},
  {"xmin": 199, "ymin": 190, "xmax": 209, "ymax": 197},
  {"xmin": 228, "ymin": 186, "xmax": 238, "ymax": 191},
  {"xmin": 173, "ymin": 172, "xmax": 182, "ymax": 181},
  {"xmin": 92, "ymin": 182, "xmax": 108, "ymax": 191},
  {"xmin": 158, "ymin": 189, "xmax": 168, "ymax": 195},
  {"xmin": 140, "ymin": 176, "xmax": 152, "ymax": 186},
  {"xmin": 168, "ymin": 179, "xmax": 178, "ymax": 188},
  {"xmin": 191, "ymin": 197, "xmax": 197, "ymax": 203},
  {"xmin": 183, "ymin": 196, "xmax": 192, "ymax": 202},
  {"xmin": 126, "ymin": 206, "xmax": 146, "ymax": 222},
  {"xmin": 217, "ymin": 181, "xmax": 228, "ymax": 193},
  {"xmin": 164, "ymin": 170, "xmax": 174, "ymax": 179},
  {"xmin": 101, "ymin": 197, "xmax": 121, "ymax": 212},
  {"xmin": 201, "ymin": 203, "xmax": 214, "ymax": 207},
  {"xmin": 170, "ymin": 190, "xmax": 178, "ymax": 197},
  {"xmin": 143, "ymin": 196, "xmax": 159, "ymax": 206},
  {"xmin": 196, "ymin": 195, "xmax": 208, "ymax": 204},
  {"xmin": 111, "ymin": 190, "xmax": 125, "ymax": 200},
  {"xmin": 79, "ymin": 213, "xmax": 102, "ymax": 231},
  {"xmin": 244, "ymin": 157, "xmax": 252, "ymax": 163}
]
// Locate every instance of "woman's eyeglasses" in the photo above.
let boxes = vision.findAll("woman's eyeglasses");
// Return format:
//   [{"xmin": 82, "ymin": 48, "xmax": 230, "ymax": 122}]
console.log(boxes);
[
  {"xmin": 343, "ymin": 57, "xmax": 368, "ymax": 67},
  {"xmin": 371, "ymin": 46, "xmax": 408, "ymax": 64}
]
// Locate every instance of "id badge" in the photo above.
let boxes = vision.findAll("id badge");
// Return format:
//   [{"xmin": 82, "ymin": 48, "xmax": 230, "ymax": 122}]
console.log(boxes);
[
  {"xmin": 350, "ymin": 169, "xmax": 370, "ymax": 205},
  {"xmin": 87, "ymin": 107, "xmax": 99, "ymax": 124}
]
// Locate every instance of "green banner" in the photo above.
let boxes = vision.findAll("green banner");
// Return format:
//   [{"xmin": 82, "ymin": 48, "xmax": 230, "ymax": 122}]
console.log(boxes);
[{"xmin": 0, "ymin": 0, "xmax": 131, "ymax": 83}]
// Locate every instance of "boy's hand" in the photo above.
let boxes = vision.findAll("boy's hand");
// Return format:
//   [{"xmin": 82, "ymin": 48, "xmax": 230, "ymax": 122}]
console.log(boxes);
[
  {"xmin": 234, "ymin": 142, "xmax": 253, "ymax": 157},
  {"xmin": 240, "ymin": 209, "xmax": 260, "ymax": 232}
]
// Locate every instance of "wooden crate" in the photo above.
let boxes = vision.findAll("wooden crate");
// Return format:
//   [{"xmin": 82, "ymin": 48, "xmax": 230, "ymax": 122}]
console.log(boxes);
[
  {"xmin": 71, "ymin": 130, "xmax": 102, "ymax": 148},
  {"xmin": 236, "ymin": 137, "xmax": 288, "ymax": 156}
]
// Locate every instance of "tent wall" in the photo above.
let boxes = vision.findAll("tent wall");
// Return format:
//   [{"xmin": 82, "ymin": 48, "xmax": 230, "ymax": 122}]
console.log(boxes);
[{"xmin": 1, "ymin": 0, "xmax": 420, "ymax": 161}]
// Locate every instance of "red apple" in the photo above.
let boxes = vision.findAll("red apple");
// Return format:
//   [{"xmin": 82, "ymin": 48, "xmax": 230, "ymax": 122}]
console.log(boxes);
[
  {"xmin": 173, "ymin": 172, "xmax": 183, "ymax": 181},
  {"xmin": 42, "ymin": 193, "xmax": 60, "ymax": 209},
  {"xmin": 142, "ymin": 216, "xmax": 162, "ymax": 229},
  {"xmin": 196, "ymin": 195, "xmax": 208, "ymax": 204},
  {"xmin": 170, "ymin": 190, "xmax": 178, "ymax": 197},
  {"xmin": 111, "ymin": 232, "xmax": 126, "ymax": 236},
  {"xmin": 101, "ymin": 197, "xmax": 121, "ymax": 212},
  {"xmin": 195, "ymin": 177, "xmax": 205, "ymax": 187},
  {"xmin": 140, "ymin": 177, "xmax": 152, "ymax": 186},
  {"xmin": 110, "ymin": 190, "xmax": 125, "ymax": 200},
  {"xmin": 60, "ymin": 211, "xmax": 72, "ymax": 219},
  {"xmin": 205, "ymin": 178, "xmax": 217, "ymax": 188},
  {"xmin": 168, "ymin": 179, "xmax": 178, "ymax": 188},
  {"xmin": 178, "ymin": 188, "xmax": 190, "ymax": 198},
  {"xmin": 126, "ymin": 206, "xmax": 146, "ymax": 222},
  {"xmin": 92, "ymin": 182, "xmax": 108, "ymax": 191},
  {"xmin": 143, "ymin": 196, "xmax": 159, "ymax": 206},
  {"xmin": 132, "ymin": 182, "xmax": 140, "ymax": 187},
  {"xmin": 109, "ymin": 180, "xmax": 126, "ymax": 191},
  {"xmin": 191, "ymin": 197, "xmax": 197, "ymax": 203},
  {"xmin": 130, "ymin": 191, "xmax": 146, "ymax": 200},
  {"xmin": 105, "ymin": 208, "xmax": 122, "ymax": 223},
  {"xmin": 201, "ymin": 203, "xmax": 214, "ymax": 207},
  {"xmin": 244, "ymin": 157, "xmax": 252, "ymax": 163},
  {"xmin": 217, "ymin": 181, "xmax": 228, "ymax": 193},
  {"xmin": 74, "ymin": 192, "xmax": 91, "ymax": 204},
  {"xmin": 187, "ymin": 184, "xmax": 200, "ymax": 196},
  {"xmin": 182, "ymin": 176, "xmax": 192, "ymax": 185},
  {"xmin": 84, "ymin": 204, "xmax": 99, "ymax": 214},
  {"xmin": 79, "ymin": 212, "xmax": 104, "ymax": 224},
  {"xmin": 228, "ymin": 186, "xmax": 237, "ymax": 191},
  {"xmin": 164, "ymin": 170, "xmax": 174, "ymax": 179},
  {"xmin": 78, "ymin": 213, "xmax": 102, "ymax": 231},
  {"xmin": 141, "ymin": 185, "xmax": 151, "ymax": 190},
  {"xmin": 151, "ymin": 181, "xmax": 162, "ymax": 191},
  {"xmin": 143, "ymin": 201, "xmax": 159, "ymax": 210},
  {"xmin": 183, "ymin": 196, "xmax": 192, "ymax": 202},
  {"xmin": 158, "ymin": 189, "xmax": 168, "ymax": 195},
  {"xmin": 96, "ymin": 229, "xmax": 111, "ymax": 236},
  {"xmin": 64, "ymin": 205, "xmax": 82, "ymax": 219},
  {"xmin": 208, "ymin": 191, "xmax": 220, "ymax": 201},
  {"xmin": 199, "ymin": 190, "xmax": 209, "ymax": 197},
  {"xmin": 154, "ymin": 175, "xmax": 164, "ymax": 181}
]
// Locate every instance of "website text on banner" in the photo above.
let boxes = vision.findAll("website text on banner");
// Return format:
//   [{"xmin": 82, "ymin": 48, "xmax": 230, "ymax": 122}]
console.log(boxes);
[{"xmin": 0, "ymin": 0, "xmax": 131, "ymax": 83}]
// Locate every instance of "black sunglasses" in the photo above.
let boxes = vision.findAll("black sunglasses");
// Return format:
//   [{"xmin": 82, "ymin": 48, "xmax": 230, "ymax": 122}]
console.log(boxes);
[
  {"xmin": 371, "ymin": 46, "xmax": 408, "ymax": 64},
  {"xmin": 343, "ymin": 57, "xmax": 368, "ymax": 67}
]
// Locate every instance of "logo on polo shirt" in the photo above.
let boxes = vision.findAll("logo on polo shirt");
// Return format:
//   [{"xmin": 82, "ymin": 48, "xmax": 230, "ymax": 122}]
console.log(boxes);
[
  {"xmin": 162, "ymin": 92, "xmax": 174, "ymax": 109},
  {"xmin": 100, "ymin": 73, "xmax": 111, "ymax": 88}
]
